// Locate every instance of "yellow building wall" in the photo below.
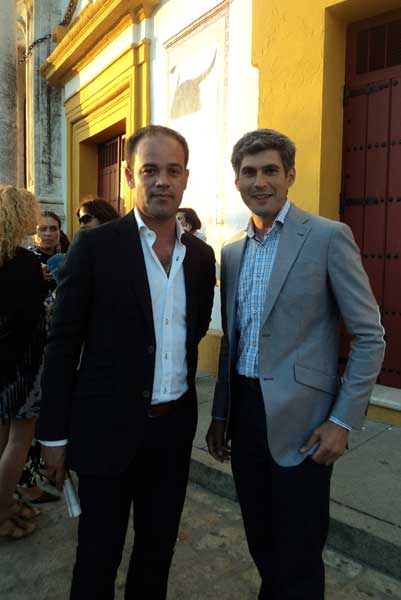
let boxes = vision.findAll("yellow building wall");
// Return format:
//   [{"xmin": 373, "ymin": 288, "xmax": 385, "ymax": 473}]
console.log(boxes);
[
  {"xmin": 200, "ymin": 0, "xmax": 401, "ymax": 426},
  {"xmin": 252, "ymin": 0, "xmax": 401, "ymax": 220}
]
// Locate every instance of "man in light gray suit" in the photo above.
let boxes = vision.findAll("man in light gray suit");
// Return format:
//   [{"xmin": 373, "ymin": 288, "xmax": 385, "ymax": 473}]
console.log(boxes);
[{"xmin": 206, "ymin": 129, "xmax": 385, "ymax": 600}]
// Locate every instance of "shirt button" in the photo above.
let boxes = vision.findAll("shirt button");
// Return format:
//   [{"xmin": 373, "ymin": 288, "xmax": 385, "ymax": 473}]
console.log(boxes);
[
  {"xmin": 147, "ymin": 345, "xmax": 155, "ymax": 354},
  {"xmin": 142, "ymin": 390, "xmax": 150, "ymax": 399}
]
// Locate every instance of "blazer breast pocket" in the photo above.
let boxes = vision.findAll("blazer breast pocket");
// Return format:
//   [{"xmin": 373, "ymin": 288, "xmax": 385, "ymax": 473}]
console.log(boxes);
[
  {"xmin": 294, "ymin": 363, "xmax": 337, "ymax": 396},
  {"xmin": 285, "ymin": 266, "xmax": 327, "ymax": 306},
  {"xmin": 289, "ymin": 259, "xmax": 326, "ymax": 286}
]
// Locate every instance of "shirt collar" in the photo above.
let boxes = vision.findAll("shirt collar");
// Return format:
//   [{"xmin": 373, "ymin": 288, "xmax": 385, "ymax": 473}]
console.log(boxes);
[
  {"xmin": 246, "ymin": 199, "xmax": 291, "ymax": 239},
  {"xmin": 134, "ymin": 207, "xmax": 185, "ymax": 246}
]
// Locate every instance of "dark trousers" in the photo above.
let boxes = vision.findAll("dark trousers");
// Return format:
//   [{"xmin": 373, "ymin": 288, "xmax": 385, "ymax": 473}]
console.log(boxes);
[
  {"xmin": 70, "ymin": 392, "xmax": 197, "ymax": 600},
  {"xmin": 230, "ymin": 376, "xmax": 332, "ymax": 600}
]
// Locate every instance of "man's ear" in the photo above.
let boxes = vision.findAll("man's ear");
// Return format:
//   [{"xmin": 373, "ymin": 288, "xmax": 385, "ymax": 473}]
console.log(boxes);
[
  {"xmin": 287, "ymin": 167, "xmax": 296, "ymax": 188},
  {"xmin": 183, "ymin": 169, "xmax": 189, "ymax": 190},
  {"xmin": 125, "ymin": 166, "xmax": 135, "ymax": 189},
  {"xmin": 235, "ymin": 176, "xmax": 240, "ymax": 191}
]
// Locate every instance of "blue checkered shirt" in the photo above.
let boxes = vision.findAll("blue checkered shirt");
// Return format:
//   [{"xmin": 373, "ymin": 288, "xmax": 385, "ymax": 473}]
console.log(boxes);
[{"xmin": 236, "ymin": 200, "xmax": 290, "ymax": 378}]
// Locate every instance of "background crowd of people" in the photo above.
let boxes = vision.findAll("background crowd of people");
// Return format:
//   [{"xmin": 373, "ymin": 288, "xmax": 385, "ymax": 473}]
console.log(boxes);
[{"xmin": 0, "ymin": 182, "xmax": 204, "ymax": 542}]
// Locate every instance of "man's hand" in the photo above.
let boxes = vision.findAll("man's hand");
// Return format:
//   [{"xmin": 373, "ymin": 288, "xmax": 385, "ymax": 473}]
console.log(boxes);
[
  {"xmin": 206, "ymin": 419, "xmax": 230, "ymax": 463},
  {"xmin": 41, "ymin": 445, "xmax": 66, "ymax": 491},
  {"xmin": 300, "ymin": 421, "xmax": 349, "ymax": 465}
]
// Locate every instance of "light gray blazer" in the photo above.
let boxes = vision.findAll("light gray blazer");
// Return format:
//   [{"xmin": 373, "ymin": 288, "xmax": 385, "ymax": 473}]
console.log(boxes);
[{"xmin": 212, "ymin": 203, "xmax": 385, "ymax": 467}]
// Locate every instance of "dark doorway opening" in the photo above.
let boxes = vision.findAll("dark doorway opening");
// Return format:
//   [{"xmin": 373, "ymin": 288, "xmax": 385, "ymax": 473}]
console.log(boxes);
[{"xmin": 98, "ymin": 134, "xmax": 126, "ymax": 215}]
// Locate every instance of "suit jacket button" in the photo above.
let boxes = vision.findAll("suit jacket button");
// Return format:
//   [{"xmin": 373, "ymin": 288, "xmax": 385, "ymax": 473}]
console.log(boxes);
[
  {"xmin": 147, "ymin": 345, "xmax": 155, "ymax": 355},
  {"xmin": 142, "ymin": 390, "xmax": 150, "ymax": 399}
]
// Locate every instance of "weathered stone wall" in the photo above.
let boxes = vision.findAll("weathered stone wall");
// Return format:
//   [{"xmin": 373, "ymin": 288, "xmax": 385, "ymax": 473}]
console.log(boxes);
[
  {"xmin": 0, "ymin": 0, "xmax": 17, "ymax": 185},
  {"xmin": 25, "ymin": 0, "xmax": 65, "ymax": 223}
]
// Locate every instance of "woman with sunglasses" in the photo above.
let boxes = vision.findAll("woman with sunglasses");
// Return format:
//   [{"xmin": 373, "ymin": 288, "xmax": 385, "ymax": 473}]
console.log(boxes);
[{"xmin": 77, "ymin": 198, "xmax": 120, "ymax": 230}]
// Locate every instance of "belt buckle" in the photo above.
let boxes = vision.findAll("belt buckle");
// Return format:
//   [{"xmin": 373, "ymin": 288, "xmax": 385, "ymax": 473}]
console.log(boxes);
[{"xmin": 147, "ymin": 400, "xmax": 176, "ymax": 418}]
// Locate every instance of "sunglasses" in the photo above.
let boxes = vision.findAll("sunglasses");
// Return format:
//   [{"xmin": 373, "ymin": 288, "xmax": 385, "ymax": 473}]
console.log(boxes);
[{"xmin": 78, "ymin": 214, "xmax": 94, "ymax": 225}]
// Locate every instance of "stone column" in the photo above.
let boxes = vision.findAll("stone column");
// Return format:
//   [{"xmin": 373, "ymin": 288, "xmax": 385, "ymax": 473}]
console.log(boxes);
[
  {"xmin": 16, "ymin": 31, "xmax": 27, "ymax": 188},
  {"xmin": 25, "ymin": 0, "xmax": 65, "ymax": 223},
  {"xmin": 0, "ymin": 0, "xmax": 17, "ymax": 185}
]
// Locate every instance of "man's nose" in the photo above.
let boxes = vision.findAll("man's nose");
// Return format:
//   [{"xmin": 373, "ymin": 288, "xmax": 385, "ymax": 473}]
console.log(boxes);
[
  {"xmin": 254, "ymin": 171, "xmax": 268, "ymax": 188},
  {"xmin": 155, "ymin": 170, "xmax": 170, "ymax": 186}
]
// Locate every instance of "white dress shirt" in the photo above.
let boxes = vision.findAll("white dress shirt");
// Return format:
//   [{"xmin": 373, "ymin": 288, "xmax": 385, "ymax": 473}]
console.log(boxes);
[
  {"xmin": 135, "ymin": 209, "xmax": 188, "ymax": 404},
  {"xmin": 41, "ymin": 210, "xmax": 188, "ymax": 446}
]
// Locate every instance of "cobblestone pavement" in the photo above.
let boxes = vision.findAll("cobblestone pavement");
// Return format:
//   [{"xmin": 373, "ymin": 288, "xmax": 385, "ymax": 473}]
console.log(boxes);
[{"xmin": 1, "ymin": 483, "xmax": 400, "ymax": 599}]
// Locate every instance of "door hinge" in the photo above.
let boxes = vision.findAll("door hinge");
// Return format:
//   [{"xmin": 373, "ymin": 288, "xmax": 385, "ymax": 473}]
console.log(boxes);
[
  {"xmin": 343, "ymin": 82, "xmax": 389, "ymax": 106},
  {"xmin": 340, "ymin": 196, "xmax": 379, "ymax": 211}
]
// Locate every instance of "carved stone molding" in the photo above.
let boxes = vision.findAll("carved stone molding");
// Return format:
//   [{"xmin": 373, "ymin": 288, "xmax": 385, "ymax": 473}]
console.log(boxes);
[{"xmin": 41, "ymin": 0, "xmax": 160, "ymax": 86}]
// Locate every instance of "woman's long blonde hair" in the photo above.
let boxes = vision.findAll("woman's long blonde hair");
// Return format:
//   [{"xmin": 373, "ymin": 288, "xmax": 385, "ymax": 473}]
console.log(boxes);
[{"xmin": 0, "ymin": 185, "xmax": 40, "ymax": 267}]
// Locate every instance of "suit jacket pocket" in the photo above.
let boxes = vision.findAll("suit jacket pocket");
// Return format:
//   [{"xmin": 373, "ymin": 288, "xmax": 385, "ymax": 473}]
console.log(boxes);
[
  {"xmin": 294, "ymin": 363, "xmax": 337, "ymax": 395},
  {"xmin": 75, "ymin": 370, "xmax": 114, "ymax": 395}
]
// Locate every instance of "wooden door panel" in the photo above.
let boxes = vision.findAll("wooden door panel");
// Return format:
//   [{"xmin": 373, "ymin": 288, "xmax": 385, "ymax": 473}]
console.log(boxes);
[
  {"xmin": 366, "ymin": 82, "xmax": 390, "ymax": 144},
  {"xmin": 381, "ymin": 313, "xmax": 401, "ymax": 387},
  {"xmin": 344, "ymin": 16, "xmax": 401, "ymax": 388},
  {"xmin": 341, "ymin": 93, "xmax": 367, "ymax": 250},
  {"xmin": 362, "ymin": 256, "xmax": 384, "ymax": 306},
  {"xmin": 388, "ymin": 146, "xmax": 401, "ymax": 200},
  {"xmin": 383, "ymin": 258, "xmax": 401, "ymax": 311},
  {"xmin": 377, "ymin": 78, "xmax": 401, "ymax": 385},
  {"xmin": 344, "ymin": 207, "xmax": 364, "ymax": 249},
  {"xmin": 364, "ymin": 82, "xmax": 389, "ymax": 256}
]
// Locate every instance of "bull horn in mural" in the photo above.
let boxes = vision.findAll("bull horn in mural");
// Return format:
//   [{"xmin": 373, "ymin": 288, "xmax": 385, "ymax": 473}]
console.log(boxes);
[{"xmin": 170, "ymin": 49, "xmax": 217, "ymax": 120}]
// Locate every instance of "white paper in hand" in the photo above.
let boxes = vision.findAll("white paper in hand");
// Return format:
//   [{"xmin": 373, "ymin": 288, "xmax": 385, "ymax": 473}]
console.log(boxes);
[{"xmin": 64, "ymin": 475, "xmax": 82, "ymax": 518}]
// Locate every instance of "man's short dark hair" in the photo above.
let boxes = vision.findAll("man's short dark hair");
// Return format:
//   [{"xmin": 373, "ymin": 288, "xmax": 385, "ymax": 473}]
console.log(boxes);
[
  {"xmin": 125, "ymin": 125, "xmax": 189, "ymax": 168},
  {"xmin": 231, "ymin": 129, "xmax": 296, "ymax": 176}
]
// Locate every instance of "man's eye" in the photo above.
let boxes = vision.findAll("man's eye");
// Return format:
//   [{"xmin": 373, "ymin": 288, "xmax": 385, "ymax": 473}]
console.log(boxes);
[
  {"xmin": 169, "ymin": 168, "xmax": 181, "ymax": 177},
  {"xmin": 142, "ymin": 167, "xmax": 156, "ymax": 175}
]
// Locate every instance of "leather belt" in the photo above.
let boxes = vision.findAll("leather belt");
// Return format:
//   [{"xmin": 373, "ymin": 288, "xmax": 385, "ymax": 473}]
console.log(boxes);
[
  {"xmin": 236, "ymin": 374, "xmax": 260, "ymax": 391},
  {"xmin": 148, "ymin": 400, "xmax": 178, "ymax": 418}
]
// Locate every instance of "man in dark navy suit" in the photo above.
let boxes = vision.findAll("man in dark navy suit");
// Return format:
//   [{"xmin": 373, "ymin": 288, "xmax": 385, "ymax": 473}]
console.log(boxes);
[{"xmin": 39, "ymin": 125, "xmax": 215, "ymax": 600}]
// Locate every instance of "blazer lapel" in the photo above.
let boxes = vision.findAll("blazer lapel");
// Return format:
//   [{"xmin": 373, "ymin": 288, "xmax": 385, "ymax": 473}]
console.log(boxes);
[
  {"xmin": 261, "ymin": 204, "xmax": 311, "ymax": 327},
  {"xmin": 182, "ymin": 233, "xmax": 197, "ymax": 329},
  {"xmin": 116, "ymin": 211, "xmax": 154, "ymax": 330},
  {"xmin": 225, "ymin": 231, "xmax": 247, "ymax": 339}
]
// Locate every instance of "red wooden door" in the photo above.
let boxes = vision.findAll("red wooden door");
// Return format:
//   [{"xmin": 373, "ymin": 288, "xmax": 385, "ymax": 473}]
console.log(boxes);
[
  {"xmin": 341, "ymin": 13, "xmax": 401, "ymax": 388},
  {"xmin": 98, "ymin": 136, "xmax": 123, "ymax": 214}
]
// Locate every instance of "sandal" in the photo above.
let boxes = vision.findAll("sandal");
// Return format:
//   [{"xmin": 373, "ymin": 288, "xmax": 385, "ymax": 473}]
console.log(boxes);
[
  {"xmin": 30, "ymin": 490, "xmax": 60, "ymax": 504},
  {"xmin": 0, "ymin": 517, "xmax": 36, "ymax": 541},
  {"xmin": 16, "ymin": 486, "xmax": 60, "ymax": 504},
  {"xmin": 13, "ymin": 495, "xmax": 41, "ymax": 520}
]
